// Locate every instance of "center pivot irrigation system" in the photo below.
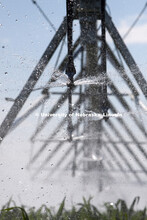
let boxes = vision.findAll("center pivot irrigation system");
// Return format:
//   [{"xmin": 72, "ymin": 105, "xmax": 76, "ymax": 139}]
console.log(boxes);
[{"xmin": 0, "ymin": 0, "xmax": 147, "ymax": 190}]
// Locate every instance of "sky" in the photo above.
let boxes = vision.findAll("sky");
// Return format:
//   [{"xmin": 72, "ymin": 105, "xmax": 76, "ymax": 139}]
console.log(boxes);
[{"xmin": 0, "ymin": 0, "xmax": 147, "ymax": 209}]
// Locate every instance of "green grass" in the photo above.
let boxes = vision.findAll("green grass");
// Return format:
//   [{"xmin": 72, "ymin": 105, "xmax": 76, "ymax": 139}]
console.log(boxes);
[{"xmin": 0, "ymin": 197, "xmax": 147, "ymax": 220}]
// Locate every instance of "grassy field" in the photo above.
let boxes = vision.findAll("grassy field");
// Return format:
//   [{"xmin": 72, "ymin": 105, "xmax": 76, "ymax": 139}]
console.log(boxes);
[{"xmin": 0, "ymin": 197, "xmax": 146, "ymax": 220}]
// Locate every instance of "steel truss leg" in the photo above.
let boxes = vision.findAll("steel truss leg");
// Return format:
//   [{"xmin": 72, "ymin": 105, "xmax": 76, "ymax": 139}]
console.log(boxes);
[
  {"xmin": 103, "ymin": 129, "xmax": 142, "ymax": 183},
  {"xmin": 0, "ymin": 17, "xmax": 67, "ymax": 143},
  {"xmin": 105, "ymin": 11, "xmax": 147, "ymax": 98}
]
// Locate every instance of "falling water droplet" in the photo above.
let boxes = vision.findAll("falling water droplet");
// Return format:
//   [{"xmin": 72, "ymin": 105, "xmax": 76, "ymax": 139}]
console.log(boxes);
[{"xmin": 7, "ymin": 11, "xmax": 10, "ymax": 17}]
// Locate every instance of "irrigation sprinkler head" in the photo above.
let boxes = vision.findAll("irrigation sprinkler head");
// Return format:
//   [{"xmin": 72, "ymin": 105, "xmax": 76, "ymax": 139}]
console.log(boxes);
[
  {"xmin": 101, "ymin": 102, "xmax": 109, "ymax": 121},
  {"xmin": 65, "ymin": 56, "xmax": 76, "ymax": 87},
  {"xmin": 67, "ymin": 78, "xmax": 75, "ymax": 89},
  {"xmin": 102, "ymin": 106, "xmax": 109, "ymax": 114},
  {"xmin": 103, "ymin": 113, "xmax": 109, "ymax": 121},
  {"xmin": 67, "ymin": 82, "xmax": 74, "ymax": 89}
]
